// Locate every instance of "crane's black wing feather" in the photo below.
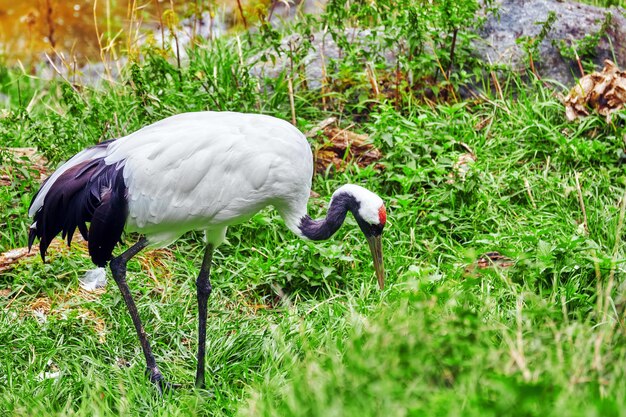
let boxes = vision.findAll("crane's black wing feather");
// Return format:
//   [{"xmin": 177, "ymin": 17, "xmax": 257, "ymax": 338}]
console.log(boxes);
[{"xmin": 29, "ymin": 157, "xmax": 128, "ymax": 267}]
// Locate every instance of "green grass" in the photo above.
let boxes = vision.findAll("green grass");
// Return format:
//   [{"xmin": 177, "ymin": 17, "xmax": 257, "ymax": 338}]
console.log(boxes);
[{"xmin": 2, "ymin": 4, "xmax": 626, "ymax": 416}]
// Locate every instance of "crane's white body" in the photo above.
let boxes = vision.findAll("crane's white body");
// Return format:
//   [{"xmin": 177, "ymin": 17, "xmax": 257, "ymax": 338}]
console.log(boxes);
[{"xmin": 30, "ymin": 112, "xmax": 313, "ymax": 247}]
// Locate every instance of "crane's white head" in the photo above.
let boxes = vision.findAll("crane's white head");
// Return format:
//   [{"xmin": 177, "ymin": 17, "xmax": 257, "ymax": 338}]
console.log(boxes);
[
  {"xmin": 333, "ymin": 184, "xmax": 386, "ymax": 226},
  {"xmin": 332, "ymin": 184, "xmax": 386, "ymax": 289}
]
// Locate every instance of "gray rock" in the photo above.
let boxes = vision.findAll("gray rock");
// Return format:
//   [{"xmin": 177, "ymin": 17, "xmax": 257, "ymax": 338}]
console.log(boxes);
[
  {"xmin": 251, "ymin": 0, "xmax": 626, "ymax": 90},
  {"xmin": 476, "ymin": 0, "xmax": 626, "ymax": 86},
  {"xmin": 249, "ymin": 28, "xmax": 397, "ymax": 90}
]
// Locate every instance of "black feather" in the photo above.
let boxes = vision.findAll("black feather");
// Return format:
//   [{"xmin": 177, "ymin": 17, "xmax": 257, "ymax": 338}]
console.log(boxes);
[
  {"xmin": 29, "ymin": 156, "xmax": 128, "ymax": 266},
  {"xmin": 299, "ymin": 193, "xmax": 358, "ymax": 241},
  {"xmin": 298, "ymin": 192, "xmax": 384, "ymax": 240},
  {"xmin": 88, "ymin": 167, "xmax": 127, "ymax": 267}
]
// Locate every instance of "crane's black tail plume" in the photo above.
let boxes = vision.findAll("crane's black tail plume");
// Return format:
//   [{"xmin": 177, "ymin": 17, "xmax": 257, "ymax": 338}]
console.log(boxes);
[{"xmin": 28, "ymin": 158, "xmax": 128, "ymax": 267}]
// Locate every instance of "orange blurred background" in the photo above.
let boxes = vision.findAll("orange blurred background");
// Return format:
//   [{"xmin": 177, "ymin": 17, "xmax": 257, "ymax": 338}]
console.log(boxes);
[{"xmin": 0, "ymin": 0, "xmax": 233, "ymax": 65}]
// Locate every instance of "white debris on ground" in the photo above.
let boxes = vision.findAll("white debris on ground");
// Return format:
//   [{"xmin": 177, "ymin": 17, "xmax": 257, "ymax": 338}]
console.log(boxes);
[
  {"xmin": 36, "ymin": 360, "xmax": 61, "ymax": 381},
  {"xmin": 79, "ymin": 267, "xmax": 108, "ymax": 291}
]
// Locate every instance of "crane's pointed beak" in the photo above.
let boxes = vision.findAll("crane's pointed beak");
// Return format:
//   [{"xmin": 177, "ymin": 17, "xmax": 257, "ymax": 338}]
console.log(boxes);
[{"xmin": 366, "ymin": 235, "xmax": 385, "ymax": 289}]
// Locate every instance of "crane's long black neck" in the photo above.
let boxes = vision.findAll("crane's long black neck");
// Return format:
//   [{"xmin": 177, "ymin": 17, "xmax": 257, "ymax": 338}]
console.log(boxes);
[{"xmin": 299, "ymin": 192, "xmax": 360, "ymax": 241}]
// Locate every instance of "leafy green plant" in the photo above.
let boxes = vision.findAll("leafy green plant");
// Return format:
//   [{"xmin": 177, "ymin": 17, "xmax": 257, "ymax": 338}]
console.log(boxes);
[{"xmin": 516, "ymin": 11, "xmax": 558, "ymax": 77}]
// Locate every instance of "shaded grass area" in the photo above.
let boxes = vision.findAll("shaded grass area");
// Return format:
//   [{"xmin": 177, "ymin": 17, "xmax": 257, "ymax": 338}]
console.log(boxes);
[{"xmin": 1, "ymin": 13, "xmax": 626, "ymax": 417}]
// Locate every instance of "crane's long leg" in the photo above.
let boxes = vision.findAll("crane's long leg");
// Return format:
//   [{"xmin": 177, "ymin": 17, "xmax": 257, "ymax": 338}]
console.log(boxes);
[
  {"xmin": 195, "ymin": 243, "xmax": 214, "ymax": 389},
  {"xmin": 109, "ymin": 237, "xmax": 171, "ymax": 393}
]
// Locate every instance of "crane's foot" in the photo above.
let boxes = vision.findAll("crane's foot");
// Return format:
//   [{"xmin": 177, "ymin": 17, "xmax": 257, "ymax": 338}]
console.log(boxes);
[
  {"xmin": 148, "ymin": 367, "xmax": 181, "ymax": 395},
  {"xmin": 156, "ymin": 380, "xmax": 182, "ymax": 396},
  {"xmin": 194, "ymin": 380, "xmax": 215, "ymax": 397}
]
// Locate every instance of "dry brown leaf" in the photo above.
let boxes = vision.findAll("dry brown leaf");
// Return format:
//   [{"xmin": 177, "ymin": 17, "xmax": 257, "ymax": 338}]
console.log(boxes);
[
  {"xmin": 447, "ymin": 152, "xmax": 477, "ymax": 184},
  {"xmin": 476, "ymin": 252, "xmax": 515, "ymax": 269},
  {"xmin": 311, "ymin": 120, "xmax": 383, "ymax": 173},
  {"xmin": 464, "ymin": 251, "xmax": 515, "ymax": 275},
  {"xmin": 474, "ymin": 117, "xmax": 492, "ymax": 131},
  {"xmin": 564, "ymin": 60, "xmax": 626, "ymax": 122}
]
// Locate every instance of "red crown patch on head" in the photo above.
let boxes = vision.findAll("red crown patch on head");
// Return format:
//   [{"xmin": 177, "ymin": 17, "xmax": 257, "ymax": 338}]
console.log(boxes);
[{"xmin": 378, "ymin": 205, "xmax": 387, "ymax": 225}]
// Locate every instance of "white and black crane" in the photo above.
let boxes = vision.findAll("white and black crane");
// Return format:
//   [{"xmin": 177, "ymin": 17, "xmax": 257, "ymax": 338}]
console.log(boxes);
[{"xmin": 28, "ymin": 111, "xmax": 386, "ymax": 392}]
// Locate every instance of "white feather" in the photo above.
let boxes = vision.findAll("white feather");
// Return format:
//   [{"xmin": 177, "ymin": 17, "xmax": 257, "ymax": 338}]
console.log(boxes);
[
  {"xmin": 79, "ymin": 267, "xmax": 107, "ymax": 291},
  {"xmin": 332, "ymin": 184, "xmax": 384, "ymax": 225},
  {"xmin": 104, "ymin": 112, "xmax": 313, "ymax": 246}
]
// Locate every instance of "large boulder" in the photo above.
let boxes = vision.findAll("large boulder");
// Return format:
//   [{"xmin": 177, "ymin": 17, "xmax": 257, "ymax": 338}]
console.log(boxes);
[
  {"xmin": 475, "ymin": 0, "xmax": 626, "ymax": 85},
  {"xmin": 250, "ymin": 0, "xmax": 626, "ymax": 89}
]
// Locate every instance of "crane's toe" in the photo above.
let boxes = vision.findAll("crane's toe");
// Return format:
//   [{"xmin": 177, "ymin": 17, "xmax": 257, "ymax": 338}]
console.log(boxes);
[
  {"xmin": 156, "ymin": 380, "xmax": 182, "ymax": 396},
  {"xmin": 147, "ymin": 367, "xmax": 181, "ymax": 395}
]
